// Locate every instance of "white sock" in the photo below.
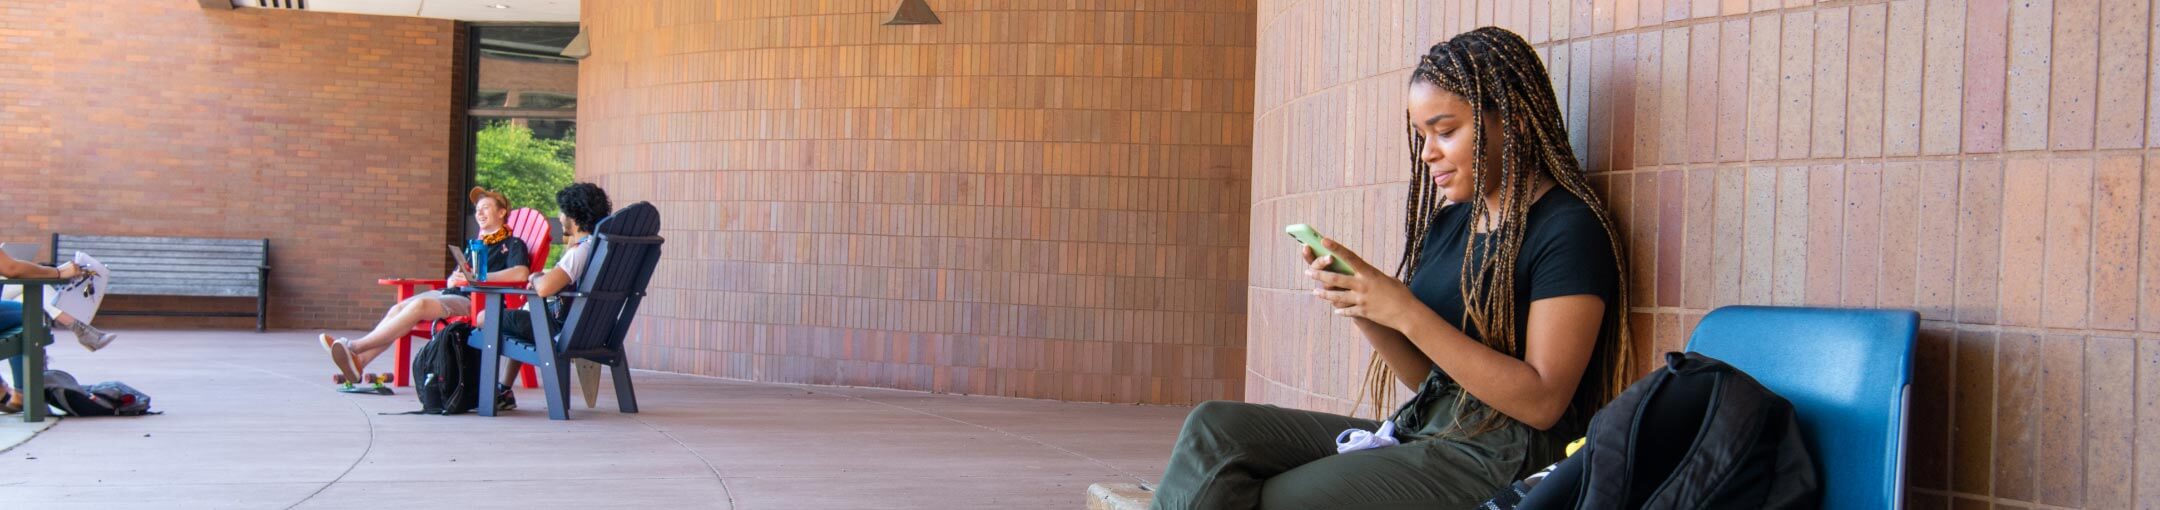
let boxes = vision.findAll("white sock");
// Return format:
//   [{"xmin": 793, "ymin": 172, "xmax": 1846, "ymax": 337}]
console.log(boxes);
[{"xmin": 1334, "ymin": 420, "xmax": 1401, "ymax": 454}]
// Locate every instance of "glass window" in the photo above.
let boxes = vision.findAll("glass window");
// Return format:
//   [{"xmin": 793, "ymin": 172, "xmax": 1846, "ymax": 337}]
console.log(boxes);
[
  {"xmin": 473, "ymin": 26, "xmax": 578, "ymax": 113},
  {"xmin": 465, "ymin": 25, "xmax": 578, "ymax": 265}
]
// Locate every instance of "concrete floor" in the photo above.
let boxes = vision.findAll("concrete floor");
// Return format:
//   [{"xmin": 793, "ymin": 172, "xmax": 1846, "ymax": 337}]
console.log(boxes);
[{"xmin": 0, "ymin": 330, "xmax": 1191, "ymax": 509}]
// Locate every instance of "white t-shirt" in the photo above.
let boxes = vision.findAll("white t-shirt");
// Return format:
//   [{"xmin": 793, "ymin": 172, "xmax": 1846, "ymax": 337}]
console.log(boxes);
[{"xmin": 556, "ymin": 237, "xmax": 592, "ymax": 284}]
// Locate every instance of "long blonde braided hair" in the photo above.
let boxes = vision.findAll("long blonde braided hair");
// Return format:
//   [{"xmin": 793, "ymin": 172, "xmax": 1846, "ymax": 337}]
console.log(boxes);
[{"xmin": 1357, "ymin": 27, "xmax": 1633, "ymax": 437}]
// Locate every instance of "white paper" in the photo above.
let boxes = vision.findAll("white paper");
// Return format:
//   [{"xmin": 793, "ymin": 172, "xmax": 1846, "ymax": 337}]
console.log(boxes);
[{"xmin": 42, "ymin": 252, "xmax": 108, "ymax": 323}]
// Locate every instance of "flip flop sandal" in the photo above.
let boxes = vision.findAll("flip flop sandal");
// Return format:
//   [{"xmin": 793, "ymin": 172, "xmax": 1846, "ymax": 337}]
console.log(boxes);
[{"xmin": 0, "ymin": 390, "xmax": 19, "ymax": 414}]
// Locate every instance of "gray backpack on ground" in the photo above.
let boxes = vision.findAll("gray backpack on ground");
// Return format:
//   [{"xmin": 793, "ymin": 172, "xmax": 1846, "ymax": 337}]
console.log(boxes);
[{"xmin": 43, "ymin": 369, "xmax": 157, "ymax": 417}]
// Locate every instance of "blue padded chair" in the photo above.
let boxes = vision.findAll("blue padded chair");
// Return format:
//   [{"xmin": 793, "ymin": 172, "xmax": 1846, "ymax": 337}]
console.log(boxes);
[{"xmin": 1684, "ymin": 306, "xmax": 1918, "ymax": 510}]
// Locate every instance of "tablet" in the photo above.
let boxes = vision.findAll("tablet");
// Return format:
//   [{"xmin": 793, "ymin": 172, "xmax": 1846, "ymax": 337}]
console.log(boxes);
[{"xmin": 448, "ymin": 244, "xmax": 478, "ymax": 280}]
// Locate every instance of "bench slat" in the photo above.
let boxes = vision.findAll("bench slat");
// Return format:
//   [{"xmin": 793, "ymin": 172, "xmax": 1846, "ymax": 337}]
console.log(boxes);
[
  {"xmin": 106, "ymin": 283, "xmax": 259, "ymax": 293},
  {"xmin": 60, "ymin": 237, "xmax": 263, "ymax": 248},
  {"xmin": 106, "ymin": 277, "xmax": 261, "ymax": 289},
  {"xmin": 106, "ymin": 284, "xmax": 259, "ymax": 297},
  {"xmin": 62, "ymin": 251, "xmax": 263, "ymax": 262},
  {"xmin": 58, "ymin": 238, "xmax": 265, "ymax": 254},
  {"xmin": 89, "ymin": 258, "xmax": 267, "ymax": 272},
  {"xmin": 102, "ymin": 271, "xmax": 262, "ymax": 280},
  {"xmin": 62, "ymin": 245, "xmax": 265, "ymax": 256},
  {"xmin": 106, "ymin": 266, "xmax": 261, "ymax": 276},
  {"xmin": 57, "ymin": 244, "xmax": 266, "ymax": 258},
  {"xmin": 57, "ymin": 236, "xmax": 265, "ymax": 248},
  {"xmin": 112, "ymin": 271, "xmax": 260, "ymax": 283},
  {"xmin": 90, "ymin": 257, "xmax": 267, "ymax": 267}
]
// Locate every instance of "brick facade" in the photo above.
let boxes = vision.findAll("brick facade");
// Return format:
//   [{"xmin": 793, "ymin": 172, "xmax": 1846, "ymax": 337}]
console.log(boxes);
[
  {"xmin": 1250, "ymin": 0, "xmax": 2160, "ymax": 507},
  {"xmin": 0, "ymin": 1, "xmax": 460, "ymax": 330},
  {"xmin": 578, "ymin": 0, "xmax": 1257, "ymax": 405}
]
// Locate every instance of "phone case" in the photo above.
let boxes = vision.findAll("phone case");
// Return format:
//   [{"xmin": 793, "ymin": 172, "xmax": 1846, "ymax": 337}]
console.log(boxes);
[{"xmin": 1284, "ymin": 224, "xmax": 1354, "ymax": 274}]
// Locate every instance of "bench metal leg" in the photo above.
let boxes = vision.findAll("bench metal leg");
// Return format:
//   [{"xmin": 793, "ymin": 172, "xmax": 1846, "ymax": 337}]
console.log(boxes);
[
  {"xmin": 10, "ymin": 351, "xmax": 44, "ymax": 423},
  {"xmin": 17, "ymin": 291, "xmax": 49, "ymax": 422},
  {"xmin": 255, "ymin": 276, "xmax": 268, "ymax": 333}
]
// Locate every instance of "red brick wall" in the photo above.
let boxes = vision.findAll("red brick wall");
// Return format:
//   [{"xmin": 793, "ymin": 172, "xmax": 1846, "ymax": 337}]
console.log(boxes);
[
  {"xmin": 579, "ymin": 0, "xmax": 1257, "ymax": 404},
  {"xmin": 0, "ymin": 1, "xmax": 460, "ymax": 330},
  {"xmin": 1252, "ymin": 1, "xmax": 2160, "ymax": 507}
]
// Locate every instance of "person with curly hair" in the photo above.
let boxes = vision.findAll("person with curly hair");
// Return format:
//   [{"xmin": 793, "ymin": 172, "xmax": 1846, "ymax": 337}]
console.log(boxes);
[
  {"xmin": 1149, "ymin": 27, "xmax": 1635, "ymax": 509},
  {"xmin": 488, "ymin": 182, "xmax": 612, "ymax": 407}
]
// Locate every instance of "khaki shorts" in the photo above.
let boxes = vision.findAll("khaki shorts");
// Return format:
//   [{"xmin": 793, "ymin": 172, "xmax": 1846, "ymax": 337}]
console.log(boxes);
[{"xmin": 416, "ymin": 291, "xmax": 473, "ymax": 317}]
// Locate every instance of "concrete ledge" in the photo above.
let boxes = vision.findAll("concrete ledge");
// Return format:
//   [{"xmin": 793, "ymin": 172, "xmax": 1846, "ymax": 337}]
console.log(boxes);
[
  {"xmin": 1086, "ymin": 483, "xmax": 1153, "ymax": 510},
  {"xmin": 0, "ymin": 415, "xmax": 57, "ymax": 453}
]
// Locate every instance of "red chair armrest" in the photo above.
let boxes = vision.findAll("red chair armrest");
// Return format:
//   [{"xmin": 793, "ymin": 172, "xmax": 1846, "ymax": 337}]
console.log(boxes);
[{"xmin": 377, "ymin": 278, "xmax": 451, "ymax": 287}]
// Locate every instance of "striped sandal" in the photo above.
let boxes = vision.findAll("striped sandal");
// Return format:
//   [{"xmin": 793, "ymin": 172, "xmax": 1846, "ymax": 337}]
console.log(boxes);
[{"xmin": 0, "ymin": 385, "xmax": 21, "ymax": 414}]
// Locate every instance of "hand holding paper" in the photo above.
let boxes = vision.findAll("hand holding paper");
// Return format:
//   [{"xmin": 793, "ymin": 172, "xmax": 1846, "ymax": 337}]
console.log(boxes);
[{"xmin": 45, "ymin": 252, "xmax": 109, "ymax": 323}]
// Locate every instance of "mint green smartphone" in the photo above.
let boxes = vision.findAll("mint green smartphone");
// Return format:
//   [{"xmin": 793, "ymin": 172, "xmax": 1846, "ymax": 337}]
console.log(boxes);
[{"xmin": 1284, "ymin": 224, "xmax": 1354, "ymax": 275}]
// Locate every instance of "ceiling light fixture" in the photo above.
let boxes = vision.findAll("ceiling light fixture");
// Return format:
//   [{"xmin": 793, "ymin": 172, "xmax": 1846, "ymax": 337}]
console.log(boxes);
[
  {"xmin": 884, "ymin": 0, "xmax": 940, "ymax": 26},
  {"xmin": 487, "ymin": 3, "xmax": 510, "ymax": 8}
]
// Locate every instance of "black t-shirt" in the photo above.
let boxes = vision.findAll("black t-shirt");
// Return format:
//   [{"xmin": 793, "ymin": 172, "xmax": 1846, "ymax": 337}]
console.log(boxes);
[
  {"xmin": 443, "ymin": 235, "xmax": 530, "ymax": 296},
  {"xmin": 477, "ymin": 236, "xmax": 532, "ymax": 275},
  {"xmin": 1394, "ymin": 188, "xmax": 1619, "ymax": 440}
]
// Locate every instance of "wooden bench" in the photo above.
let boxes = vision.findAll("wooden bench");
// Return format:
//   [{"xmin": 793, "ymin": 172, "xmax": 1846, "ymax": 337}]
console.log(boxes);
[{"xmin": 51, "ymin": 234, "xmax": 270, "ymax": 332}]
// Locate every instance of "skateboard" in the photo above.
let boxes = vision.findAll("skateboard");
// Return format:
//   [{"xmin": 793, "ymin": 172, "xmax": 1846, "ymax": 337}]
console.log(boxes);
[{"xmin": 334, "ymin": 373, "xmax": 394, "ymax": 395}]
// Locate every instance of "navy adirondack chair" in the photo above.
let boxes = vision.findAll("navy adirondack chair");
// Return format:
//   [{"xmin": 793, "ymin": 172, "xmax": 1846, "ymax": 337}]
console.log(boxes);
[{"xmin": 466, "ymin": 202, "xmax": 662, "ymax": 420}]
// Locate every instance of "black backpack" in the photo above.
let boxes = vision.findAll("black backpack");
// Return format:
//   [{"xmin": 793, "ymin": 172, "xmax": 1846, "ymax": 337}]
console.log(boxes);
[
  {"xmin": 42, "ymin": 370, "xmax": 156, "ymax": 417},
  {"xmin": 412, "ymin": 322, "xmax": 483, "ymax": 415},
  {"xmin": 1501, "ymin": 352, "xmax": 1820, "ymax": 509}
]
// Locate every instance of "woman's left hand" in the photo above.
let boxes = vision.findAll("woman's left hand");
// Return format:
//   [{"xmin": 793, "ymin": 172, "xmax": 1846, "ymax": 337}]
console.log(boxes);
[{"xmin": 1306, "ymin": 237, "xmax": 1423, "ymax": 330}]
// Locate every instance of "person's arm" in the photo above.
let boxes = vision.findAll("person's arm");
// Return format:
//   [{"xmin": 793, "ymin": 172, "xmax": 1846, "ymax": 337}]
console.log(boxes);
[
  {"xmin": 483, "ymin": 265, "xmax": 530, "ymax": 284},
  {"xmin": 0, "ymin": 252, "xmax": 75, "ymax": 280},
  {"xmin": 1393, "ymin": 295, "xmax": 1602, "ymax": 430},
  {"xmin": 530, "ymin": 266, "xmax": 571, "ymax": 297},
  {"xmin": 1307, "ymin": 237, "xmax": 1602, "ymax": 431},
  {"xmin": 527, "ymin": 237, "xmax": 583, "ymax": 297}
]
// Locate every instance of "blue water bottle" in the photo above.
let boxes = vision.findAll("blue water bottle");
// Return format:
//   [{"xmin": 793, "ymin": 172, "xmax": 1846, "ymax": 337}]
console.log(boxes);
[{"xmin": 467, "ymin": 238, "xmax": 488, "ymax": 281}]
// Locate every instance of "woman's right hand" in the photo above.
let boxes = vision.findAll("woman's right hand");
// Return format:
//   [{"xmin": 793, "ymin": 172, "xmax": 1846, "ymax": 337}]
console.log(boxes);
[
  {"xmin": 55, "ymin": 263, "xmax": 80, "ymax": 280},
  {"xmin": 1301, "ymin": 246, "xmax": 1352, "ymax": 309}
]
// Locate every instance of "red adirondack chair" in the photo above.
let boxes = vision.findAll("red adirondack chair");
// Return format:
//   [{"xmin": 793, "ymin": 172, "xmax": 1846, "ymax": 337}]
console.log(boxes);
[{"xmin": 376, "ymin": 207, "xmax": 550, "ymax": 388}]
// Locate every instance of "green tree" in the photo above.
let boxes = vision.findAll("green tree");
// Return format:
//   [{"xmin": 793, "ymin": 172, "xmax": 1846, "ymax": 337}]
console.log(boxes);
[
  {"xmin": 474, "ymin": 120, "xmax": 574, "ymax": 266},
  {"xmin": 475, "ymin": 121, "xmax": 574, "ymax": 218}
]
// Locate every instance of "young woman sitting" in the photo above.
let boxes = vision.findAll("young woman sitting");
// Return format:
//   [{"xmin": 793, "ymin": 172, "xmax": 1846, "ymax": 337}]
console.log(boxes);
[{"xmin": 1149, "ymin": 27, "xmax": 1635, "ymax": 509}]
